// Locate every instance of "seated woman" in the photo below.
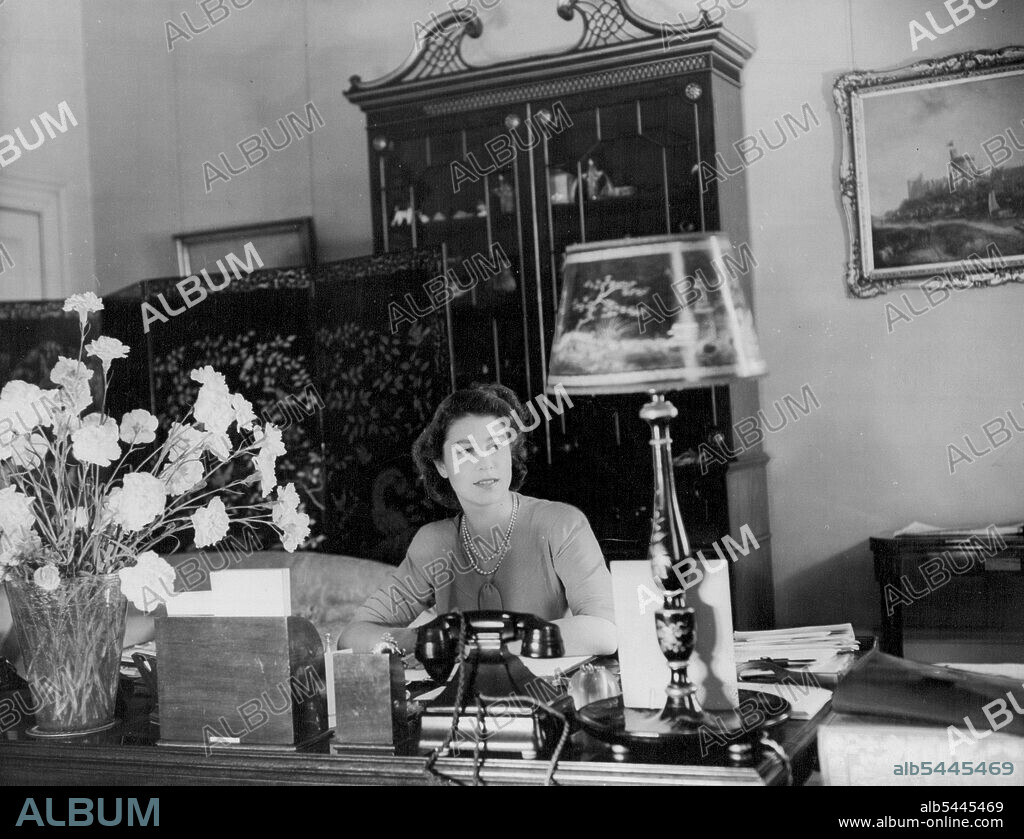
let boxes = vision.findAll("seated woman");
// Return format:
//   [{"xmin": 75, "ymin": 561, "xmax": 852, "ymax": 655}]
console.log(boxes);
[{"xmin": 340, "ymin": 384, "xmax": 616, "ymax": 657}]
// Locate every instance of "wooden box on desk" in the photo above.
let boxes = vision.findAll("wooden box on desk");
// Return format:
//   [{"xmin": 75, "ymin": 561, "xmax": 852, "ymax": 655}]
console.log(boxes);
[
  {"xmin": 155, "ymin": 616, "xmax": 328, "ymax": 750},
  {"xmin": 330, "ymin": 652, "xmax": 407, "ymax": 754}
]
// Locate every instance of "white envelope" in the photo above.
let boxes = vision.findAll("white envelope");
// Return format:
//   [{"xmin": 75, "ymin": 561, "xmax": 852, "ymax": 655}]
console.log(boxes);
[
  {"xmin": 611, "ymin": 559, "xmax": 738, "ymax": 713},
  {"xmin": 209, "ymin": 568, "xmax": 291, "ymax": 617}
]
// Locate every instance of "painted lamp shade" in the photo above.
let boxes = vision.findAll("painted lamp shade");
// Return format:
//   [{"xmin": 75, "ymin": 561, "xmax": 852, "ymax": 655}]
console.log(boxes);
[{"xmin": 547, "ymin": 233, "xmax": 766, "ymax": 395}]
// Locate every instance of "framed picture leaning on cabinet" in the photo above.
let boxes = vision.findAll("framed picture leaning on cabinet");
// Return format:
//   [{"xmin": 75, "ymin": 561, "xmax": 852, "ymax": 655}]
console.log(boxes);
[{"xmin": 173, "ymin": 216, "xmax": 317, "ymax": 277}]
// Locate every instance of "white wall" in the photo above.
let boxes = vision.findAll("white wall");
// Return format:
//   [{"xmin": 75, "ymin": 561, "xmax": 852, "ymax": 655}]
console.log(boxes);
[
  {"xmin": 734, "ymin": 0, "xmax": 1024, "ymax": 629},
  {"xmin": 0, "ymin": 0, "xmax": 97, "ymax": 297},
  {"xmin": 80, "ymin": 0, "xmax": 589, "ymax": 284}
]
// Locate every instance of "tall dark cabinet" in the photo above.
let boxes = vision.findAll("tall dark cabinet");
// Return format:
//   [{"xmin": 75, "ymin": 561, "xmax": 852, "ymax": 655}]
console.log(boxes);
[{"xmin": 345, "ymin": 1, "xmax": 773, "ymax": 629}]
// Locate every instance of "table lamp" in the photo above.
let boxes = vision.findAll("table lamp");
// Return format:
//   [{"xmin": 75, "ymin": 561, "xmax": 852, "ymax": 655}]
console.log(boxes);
[{"xmin": 546, "ymin": 232, "xmax": 765, "ymax": 732}]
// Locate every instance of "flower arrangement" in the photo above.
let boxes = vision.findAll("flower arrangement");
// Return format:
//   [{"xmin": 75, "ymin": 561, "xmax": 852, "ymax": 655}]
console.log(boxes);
[{"xmin": 0, "ymin": 292, "xmax": 311, "ymax": 612}]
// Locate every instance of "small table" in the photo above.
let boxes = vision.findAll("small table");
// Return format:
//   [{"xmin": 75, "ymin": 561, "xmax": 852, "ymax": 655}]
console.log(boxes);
[{"xmin": 870, "ymin": 531, "xmax": 1024, "ymax": 658}]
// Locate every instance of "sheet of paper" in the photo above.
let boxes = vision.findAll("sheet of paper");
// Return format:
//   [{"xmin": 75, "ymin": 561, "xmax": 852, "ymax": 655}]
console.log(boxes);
[
  {"xmin": 740, "ymin": 682, "xmax": 832, "ymax": 720},
  {"xmin": 163, "ymin": 590, "xmax": 216, "ymax": 617},
  {"xmin": 735, "ymin": 623, "xmax": 855, "ymax": 641},
  {"xmin": 210, "ymin": 568, "xmax": 291, "ymax": 617},
  {"xmin": 940, "ymin": 663, "xmax": 1024, "ymax": 680},
  {"xmin": 325, "ymin": 645, "xmax": 336, "ymax": 730},
  {"xmin": 403, "ymin": 658, "xmax": 590, "ymax": 689},
  {"xmin": 518, "ymin": 655, "xmax": 593, "ymax": 680},
  {"xmin": 121, "ymin": 641, "xmax": 156, "ymax": 657},
  {"xmin": 895, "ymin": 521, "xmax": 1022, "ymax": 537},
  {"xmin": 611, "ymin": 560, "xmax": 738, "ymax": 713}
]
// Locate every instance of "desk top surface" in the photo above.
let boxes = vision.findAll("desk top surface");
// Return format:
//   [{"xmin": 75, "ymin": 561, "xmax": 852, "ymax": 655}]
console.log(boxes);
[{"xmin": 0, "ymin": 680, "xmax": 826, "ymax": 786}]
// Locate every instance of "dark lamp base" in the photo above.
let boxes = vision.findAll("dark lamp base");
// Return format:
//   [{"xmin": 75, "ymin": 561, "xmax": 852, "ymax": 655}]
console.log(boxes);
[{"xmin": 576, "ymin": 691, "xmax": 790, "ymax": 763}]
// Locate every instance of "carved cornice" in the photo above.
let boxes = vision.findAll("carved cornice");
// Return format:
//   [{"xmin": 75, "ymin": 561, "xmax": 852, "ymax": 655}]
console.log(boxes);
[
  {"xmin": 345, "ymin": 0, "xmax": 752, "ymax": 114},
  {"xmin": 421, "ymin": 54, "xmax": 709, "ymax": 116}
]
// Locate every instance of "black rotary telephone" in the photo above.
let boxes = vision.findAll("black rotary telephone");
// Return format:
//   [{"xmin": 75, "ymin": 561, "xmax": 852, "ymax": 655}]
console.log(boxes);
[{"xmin": 415, "ymin": 611, "xmax": 571, "ymax": 759}]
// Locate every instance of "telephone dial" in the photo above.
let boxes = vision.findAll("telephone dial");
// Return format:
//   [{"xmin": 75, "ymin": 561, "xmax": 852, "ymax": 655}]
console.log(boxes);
[{"xmin": 415, "ymin": 611, "xmax": 573, "ymax": 759}]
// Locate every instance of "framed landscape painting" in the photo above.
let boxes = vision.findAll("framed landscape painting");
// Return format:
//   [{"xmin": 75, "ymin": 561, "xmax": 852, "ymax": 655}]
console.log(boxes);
[{"xmin": 834, "ymin": 47, "xmax": 1024, "ymax": 297}]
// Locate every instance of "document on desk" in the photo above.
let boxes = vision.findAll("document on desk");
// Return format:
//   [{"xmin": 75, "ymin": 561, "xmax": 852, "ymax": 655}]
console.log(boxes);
[
  {"xmin": 518, "ymin": 655, "xmax": 593, "ymax": 680},
  {"xmin": 740, "ymin": 682, "xmax": 832, "ymax": 719},
  {"xmin": 894, "ymin": 520, "xmax": 1023, "ymax": 537},
  {"xmin": 403, "ymin": 657, "xmax": 593, "ymax": 685},
  {"xmin": 210, "ymin": 568, "xmax": 291, "ymax": 616},
  {"xmin": 734, "ymin": 623, "xmax": 857, "ymax": 665}
]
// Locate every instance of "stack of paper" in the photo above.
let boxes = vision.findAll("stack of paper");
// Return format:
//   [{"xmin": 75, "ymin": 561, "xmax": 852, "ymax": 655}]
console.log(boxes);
[
  {"xmin": 894, "ymin": 521, "xmax": 1022, "ymax": 537},
  {"xmin": 734, "ymin": 625, "xmax": 856, "ymax": 720},
  {"xmin": 734, "ymin": 623, "xmax": 857, "ymax": 666}
]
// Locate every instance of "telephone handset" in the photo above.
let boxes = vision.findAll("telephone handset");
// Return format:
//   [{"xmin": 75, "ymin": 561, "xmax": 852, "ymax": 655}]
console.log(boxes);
[
  {"xmin": 415, "ymin": 610, "xmax": 564, "ymax": 683},
  {"xmin": 415, "ymin": 611, "xmax": 569, "ymax": 758}
]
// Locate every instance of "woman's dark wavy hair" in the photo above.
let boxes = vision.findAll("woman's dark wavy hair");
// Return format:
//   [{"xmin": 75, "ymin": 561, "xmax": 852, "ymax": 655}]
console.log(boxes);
[{"xmin": 413, "ymin": 383, "xmax": 531, "ymax": 509}]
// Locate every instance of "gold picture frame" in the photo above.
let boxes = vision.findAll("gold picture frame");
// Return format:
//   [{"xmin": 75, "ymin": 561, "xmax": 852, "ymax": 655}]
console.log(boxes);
[{"xmin": 834, "ymin": 47, "xmax": 1024, "ymax": 297}]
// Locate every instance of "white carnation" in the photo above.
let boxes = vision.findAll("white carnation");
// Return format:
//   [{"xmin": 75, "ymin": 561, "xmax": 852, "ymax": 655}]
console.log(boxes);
[
  {"xmin": 118, "ymin": 551, "xmax": 176, "ymax": 613},
  {"xmin": 110, "ymin": 473, "xmax": 166, "ymax": 531}
]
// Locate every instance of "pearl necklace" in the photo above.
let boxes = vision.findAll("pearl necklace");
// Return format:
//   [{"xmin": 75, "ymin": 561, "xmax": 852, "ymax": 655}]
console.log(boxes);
[{"xmin": 460, "ymin": 495, "xmax": 520, "ymax": 577}]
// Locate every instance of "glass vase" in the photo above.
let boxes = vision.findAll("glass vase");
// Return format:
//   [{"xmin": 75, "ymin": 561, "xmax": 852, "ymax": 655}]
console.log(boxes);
[{"xmin": 5, "ymin": 573, "xmax": 128, "ymax": 736}]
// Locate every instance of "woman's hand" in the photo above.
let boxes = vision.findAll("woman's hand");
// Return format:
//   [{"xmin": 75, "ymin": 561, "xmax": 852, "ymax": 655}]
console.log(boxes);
[
  {"xmin": 337, "ymin": 621, "xmax": 418, "ymax": 654},
  {"xmin": 552, "ymin": 616, "xmax": 617, "ymax": 656}
]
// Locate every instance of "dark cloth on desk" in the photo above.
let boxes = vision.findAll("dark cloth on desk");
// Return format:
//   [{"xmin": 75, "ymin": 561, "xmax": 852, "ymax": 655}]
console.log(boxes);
[
  {"xmin": 833, "ymin": 650, "xmax": 1024, "ymax": 736},
  {"xmin": 351, "ymin": 492, "xmax": 614, "ymax": 625}
]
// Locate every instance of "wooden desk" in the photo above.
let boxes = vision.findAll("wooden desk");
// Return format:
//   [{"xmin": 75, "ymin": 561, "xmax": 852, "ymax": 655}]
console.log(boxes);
[{"xmin": 0, "ymin": 686, "xmax": 827, "ymax": 786}]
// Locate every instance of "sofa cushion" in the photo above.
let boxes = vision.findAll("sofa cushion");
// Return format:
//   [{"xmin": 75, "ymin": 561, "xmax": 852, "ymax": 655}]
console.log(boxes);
[{"xmin": 164, "ymin": 551, "xmax": 397, "ymax": 644}]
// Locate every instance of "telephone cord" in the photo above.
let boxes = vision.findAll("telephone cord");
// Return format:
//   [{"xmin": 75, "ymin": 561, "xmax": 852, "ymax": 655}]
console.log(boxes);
[{"xmin": 423, "ymin": 611, "xmax": 471, "ymax": 783}]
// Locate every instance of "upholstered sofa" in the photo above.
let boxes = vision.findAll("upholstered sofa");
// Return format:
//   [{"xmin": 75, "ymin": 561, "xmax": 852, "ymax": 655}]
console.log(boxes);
[{"xmin": 0, "ymin": 551, "xmax": 404, "ymax": 664}]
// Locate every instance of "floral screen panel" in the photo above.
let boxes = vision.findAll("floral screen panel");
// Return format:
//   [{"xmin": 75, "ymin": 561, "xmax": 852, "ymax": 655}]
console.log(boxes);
[
  {"xmin": 314, "ymin": 251, "xmax": 450, "ymax": 564},
  {"xmin": 0, "ymin": 300, "xmax": 151, "ymax": 429},
  {"xmin": 1, "ymin": 251, "xmax": 450, "ymax": 566},
  {"xmin": 0, "ymin": 302, "xmax": 97, "ymax": 397},
  {"xmin": 144, "ymin": 268, "xmax": 325, "ymax": 553},
  {"xmin": 96, "ymin": 286, "xmax": 153, "ymax": 423}
]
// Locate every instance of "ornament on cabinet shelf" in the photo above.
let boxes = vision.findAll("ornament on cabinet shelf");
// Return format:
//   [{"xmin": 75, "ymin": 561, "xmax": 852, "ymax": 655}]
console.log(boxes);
[
  {"xmin": 549, "ymin": 169, "xmax": 578, "ymax": 204},
  {"xmin": 390, "ymin": 205, "xmax": 414, "ymax": 226},
  {"xmin": 495, "ymin": 265, "xmax": 517, "ymax": 294},
  {"xmin": 584, "ymin": 159, "xmax": 636, "ymax": 201},
  {"xmin": 602, "ymin": 177, "xmax": 636, "ymax": 199},
  {"xmin": 492, "ymin": 174, "xmax": 515, "ymax": 214},
  {"xmin": 584, "ymin": 158, "xmax": 606, "ymax": 200}
]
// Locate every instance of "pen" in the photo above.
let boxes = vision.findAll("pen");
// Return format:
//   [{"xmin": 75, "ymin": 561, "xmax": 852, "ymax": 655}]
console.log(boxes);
[{"xmin": 754, "ymin": 658, "xmax": 816, "ymax": 666}]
